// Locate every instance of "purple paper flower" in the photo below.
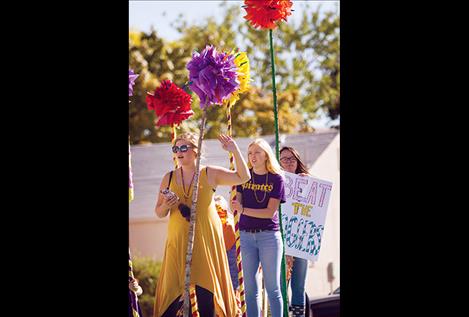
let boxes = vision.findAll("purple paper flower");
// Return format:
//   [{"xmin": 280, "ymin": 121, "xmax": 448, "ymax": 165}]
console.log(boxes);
[
  {"xmin": 129, "ymin": 69, "xmax": 139, "ymax": 97},
  {"xmin": 186, "ymin": 45, "xmax": 240, "ymax": 109}
]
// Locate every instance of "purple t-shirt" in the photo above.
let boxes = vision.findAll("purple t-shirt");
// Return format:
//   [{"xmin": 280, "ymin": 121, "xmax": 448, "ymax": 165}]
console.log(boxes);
[{"xmin": 236, "ymin": 170, "xmax": 286, "ymax": 231}]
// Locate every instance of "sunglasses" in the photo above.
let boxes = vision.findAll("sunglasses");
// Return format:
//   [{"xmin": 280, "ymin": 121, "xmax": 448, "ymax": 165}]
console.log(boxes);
[
  {"xmin": 172, "ymin": 145, "xmax": 193, "ymax": 153},
  {"xmin": 280, "ymin": 157, "xmax": 297, "ymax": 164}
]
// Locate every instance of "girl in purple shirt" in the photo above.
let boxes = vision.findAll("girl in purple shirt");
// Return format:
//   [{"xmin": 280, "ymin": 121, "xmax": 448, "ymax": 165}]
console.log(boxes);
[{"xmin": 232, "ymin": 138, "xmax": 286, "ymax": 317}]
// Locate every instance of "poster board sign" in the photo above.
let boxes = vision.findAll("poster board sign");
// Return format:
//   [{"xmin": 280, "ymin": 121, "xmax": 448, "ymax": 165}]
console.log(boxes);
[{"xmin": 281, "ymin": 171, "xmax": 333, "ymax": 261}]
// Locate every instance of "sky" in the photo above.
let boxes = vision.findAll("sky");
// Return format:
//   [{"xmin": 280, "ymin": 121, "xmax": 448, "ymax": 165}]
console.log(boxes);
[
  {"xmin": 129, "ymin": 0, "xmax": 340, "ymax": 128},
  {"xmin": 130, "ymin": 1, "xmax": 339, "ymax": 41}
]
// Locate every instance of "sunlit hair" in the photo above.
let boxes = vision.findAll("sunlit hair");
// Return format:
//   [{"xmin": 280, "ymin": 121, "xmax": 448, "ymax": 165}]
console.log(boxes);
[
  {"xmin": 247, "ymin": 138, "xmax": 283, "ymax": 175},
  {"xmin": 214, "ymin": 194, "xmax": 228, "ymax": 206},
  {"xmin": 214, "ymin": 195, "xmax": 231, "ymax": 213},
  {"xmin": 173, "ymin": 132, "xmax": 203, "ymax": 157},
  {"xmin": 280, "ymin": 146, "xmax": 310, "ymax": 175}
]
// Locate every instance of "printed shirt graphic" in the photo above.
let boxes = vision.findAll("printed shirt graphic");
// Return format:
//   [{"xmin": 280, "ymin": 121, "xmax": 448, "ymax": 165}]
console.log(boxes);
[{"xmin": 236, "ymin": 170, "xmax": 286, "ymax": 231}]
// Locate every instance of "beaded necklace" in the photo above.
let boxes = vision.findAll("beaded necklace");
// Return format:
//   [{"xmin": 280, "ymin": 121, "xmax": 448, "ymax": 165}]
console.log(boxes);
[
  {"xmin": 180, "ymin": 168, "xmax": 195, "ymax": 201},
  {"xmin": 252, "ymin": 170, "xmax": 269, "ymax": 204}
]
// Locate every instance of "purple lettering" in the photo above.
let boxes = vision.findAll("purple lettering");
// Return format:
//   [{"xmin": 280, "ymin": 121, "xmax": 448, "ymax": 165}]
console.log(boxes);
[
  {"xmin": 318, "ymin": 184, "xmax": 332, "ymax": 207},
  {"xmin": 293, "ymin": 177, "xmax": 309, "ymax": 203},
  {"xmin": 307, "ymin": 181, "xmax": 318, "ymax": 205},
  {"xmin": 284, "ymin": 174, "xmax": 294, "ymax": 198}
]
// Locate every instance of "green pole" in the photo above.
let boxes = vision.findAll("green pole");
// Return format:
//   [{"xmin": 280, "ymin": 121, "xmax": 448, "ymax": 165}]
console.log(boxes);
[{"xmin": 269, "ymin": 28, "xmax": 289, "ymax": 317}]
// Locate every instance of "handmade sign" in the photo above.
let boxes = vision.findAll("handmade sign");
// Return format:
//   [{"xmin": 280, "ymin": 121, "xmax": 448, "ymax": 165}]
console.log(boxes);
[{"xmin": 281, "ymin": 171, "xmax": 333, "ymax": 261}]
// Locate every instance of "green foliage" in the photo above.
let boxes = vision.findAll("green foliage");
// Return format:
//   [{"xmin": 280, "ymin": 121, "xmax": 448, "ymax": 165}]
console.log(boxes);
[
  {"xmin": 132, "ymin": 256, "xmax": 162, "ymax": 317},
  {"xmin": 129, "ymin": 3, "xmax": 339, "ymax": 144}
]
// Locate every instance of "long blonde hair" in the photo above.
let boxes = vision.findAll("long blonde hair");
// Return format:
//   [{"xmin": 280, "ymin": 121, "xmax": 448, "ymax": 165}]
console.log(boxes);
[{"xmin": 247, "ymin": 139, "xmax": 283, "ymax": 175}]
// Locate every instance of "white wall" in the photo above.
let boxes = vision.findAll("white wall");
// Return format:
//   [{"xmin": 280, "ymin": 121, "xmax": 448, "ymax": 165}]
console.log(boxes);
[
  {"xmin": 129, "ymin": 216, "xmax": 169, "ymax": 260},
  {"xmin": 305, "ymin": 133, "xmax": 340, "ymax": 297}
]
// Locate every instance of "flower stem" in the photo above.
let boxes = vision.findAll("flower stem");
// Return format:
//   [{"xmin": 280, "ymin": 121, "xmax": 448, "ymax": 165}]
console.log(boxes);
[
  {"xmin": 182, "ymin": 110, "xmax": 207, "ymax": 317},
  {"xmin": 269, "ymin": 28, "xmax": 289, "ymax": 317}
]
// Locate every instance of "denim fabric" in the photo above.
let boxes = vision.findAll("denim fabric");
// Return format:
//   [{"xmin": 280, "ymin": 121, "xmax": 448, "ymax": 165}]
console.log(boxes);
[
  {"xmin": 227, "ymin": 244, "xmax": 239, "ymax": 289},
  {"xmin": 290, "ymin": 256, "xmax": 308, "ymax": 307},
  {"xmin": 240, "ymin": 230, "xmax": 284, "ymax": 317}
]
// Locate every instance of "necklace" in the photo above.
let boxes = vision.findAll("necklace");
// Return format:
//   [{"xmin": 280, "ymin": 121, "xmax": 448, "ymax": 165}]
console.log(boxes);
[
  {"xmin": 252, "ymin": 170, "xmax": 269, "ymax": 203},
  {"xmin": 180, "ymin": 168, "xmax": 196, "ymax": 200}
]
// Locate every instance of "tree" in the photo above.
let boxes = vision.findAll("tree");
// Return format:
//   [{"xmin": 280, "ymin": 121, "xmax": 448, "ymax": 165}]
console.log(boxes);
[{"xmin": 129, "ymin": 3, "xmax": 339, "ymax": 144}]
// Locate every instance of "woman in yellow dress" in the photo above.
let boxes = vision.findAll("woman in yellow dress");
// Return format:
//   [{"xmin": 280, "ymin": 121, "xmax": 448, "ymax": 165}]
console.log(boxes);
[{"xmin": 153, "ymin": 132, "xmax": 250, "ymax": 317}]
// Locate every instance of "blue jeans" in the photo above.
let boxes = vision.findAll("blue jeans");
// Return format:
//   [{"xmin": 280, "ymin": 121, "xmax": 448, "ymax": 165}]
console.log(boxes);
[
  {"xmin": 290, "ymin": 256, "xmax": 308, "ymax": 307},
  {"xmin": 240, "ymin": 230, "xmax": 284, "ymax": 317},
  {"xmin": 227, "ymin": 244, "xmax": 239, "ymax": 289}
]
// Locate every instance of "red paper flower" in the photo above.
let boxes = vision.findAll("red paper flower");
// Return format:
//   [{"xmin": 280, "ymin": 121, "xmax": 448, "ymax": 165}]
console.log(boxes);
[
  {"xmin": 243, "ymin": 0, "xmax": 293, "ymax": 30},
  {"xmin": 146, "ymin": 80, "xmax": 193, "ymax": 126}
]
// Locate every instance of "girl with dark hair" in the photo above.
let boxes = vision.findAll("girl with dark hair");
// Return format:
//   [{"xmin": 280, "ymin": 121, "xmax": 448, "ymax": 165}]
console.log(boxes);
[{"xmin": 279, "ymin": 146, "xmax": 311, "ymax": 317}]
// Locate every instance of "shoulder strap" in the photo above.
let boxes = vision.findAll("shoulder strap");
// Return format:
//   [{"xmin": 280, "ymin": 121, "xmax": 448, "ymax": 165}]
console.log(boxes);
[{"xmin": 166, "ymin": 170, "xmax": 173, "ymax": 190}]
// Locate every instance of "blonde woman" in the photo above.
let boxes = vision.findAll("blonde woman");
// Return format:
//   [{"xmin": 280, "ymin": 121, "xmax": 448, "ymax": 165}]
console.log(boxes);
[
  {"xmin": 153, "ymin": 132, "xmax": 250, "ymax": 317},
  {"xmin": 231, "ymin": 138, "xmax": 286, "ymax": 317}
]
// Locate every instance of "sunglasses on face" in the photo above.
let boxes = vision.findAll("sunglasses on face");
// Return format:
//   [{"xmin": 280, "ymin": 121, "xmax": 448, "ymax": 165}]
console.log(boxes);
[
  {"xmin": 172, "ymin": 145, "xmax": 193, "ymax": 153},
  {"xmin": 280, "ymin": 157, "xmax": 297, "ymax": 164}
]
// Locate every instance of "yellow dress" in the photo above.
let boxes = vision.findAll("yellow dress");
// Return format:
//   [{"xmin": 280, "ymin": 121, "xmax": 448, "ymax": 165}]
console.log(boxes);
[{"xmin": 154, "ymin": 167, "xmax": 239, "ymax": 317}]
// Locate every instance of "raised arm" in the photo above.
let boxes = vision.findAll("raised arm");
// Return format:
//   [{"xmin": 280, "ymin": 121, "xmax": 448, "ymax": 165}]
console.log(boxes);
[{"xmin": 209, "ymin": 135, "xmax": 250, "ymax": 187}]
